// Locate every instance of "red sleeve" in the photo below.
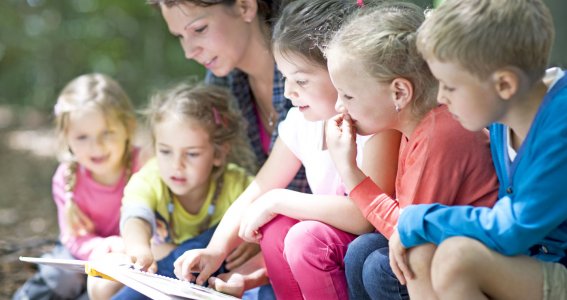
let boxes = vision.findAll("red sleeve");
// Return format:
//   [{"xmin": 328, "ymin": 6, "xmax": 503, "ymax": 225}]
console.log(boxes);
[{"xmin": 349, "ymin": 177, "xmax": 399, "ymax": 238}]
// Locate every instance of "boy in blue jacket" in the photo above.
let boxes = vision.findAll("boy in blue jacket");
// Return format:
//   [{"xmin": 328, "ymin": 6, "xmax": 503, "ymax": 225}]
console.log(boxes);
[{"xmin": 388, "ymin": 0, "xmax": 567, "ymax": 299}]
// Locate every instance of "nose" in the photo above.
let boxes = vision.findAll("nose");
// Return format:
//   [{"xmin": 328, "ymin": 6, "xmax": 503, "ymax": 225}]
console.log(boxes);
[
  {"xmin": 437, "ymin": 87, "xmax": 449, "ymax": 105},
  {"xmin": 181, "ymin": 38, "xmax": 200, "ymax": 60},
  {"xmin": 174, "ymin": 154, "xmax": 186, "ymax": 171},
  {"xmin": 283, "ymin": 80, "xmax": 298, "ymax": 101},
  {"xmin": 335, "ymin": 96, "xmax": 346, "ymax": 113}
]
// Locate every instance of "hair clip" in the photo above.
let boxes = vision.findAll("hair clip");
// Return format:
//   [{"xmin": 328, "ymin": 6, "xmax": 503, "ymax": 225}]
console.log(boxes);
[
  {"xmin": 54, "ymin": 102, "xmax": 63, "ymax": 115},
  {"xmin": 357, "ymin": 0, "xmax": 364, "ymax": 8},
  {"xmin": 212, "ymin": 107, "xmax": 226, "ymax": 127}
]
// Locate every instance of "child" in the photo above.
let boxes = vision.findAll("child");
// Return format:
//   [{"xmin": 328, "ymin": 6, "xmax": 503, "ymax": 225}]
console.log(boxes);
[
  {"xmin": 13, "ymin": 73, "xmax": 141, "ymax": 300},
  {"xmin": 324, "ymin": 2, "xmax": 499, "ymax": 299},
  {"xmin": 104, "ymin": 82, "xmax": 256, "ymax": 300},
  {"xmin": 388, "ymin": 0, "xmax": 567, "ymax": 299},
  {"xmin": 173, "ymin": 0, "xmax": 401, "ymax": 299}
]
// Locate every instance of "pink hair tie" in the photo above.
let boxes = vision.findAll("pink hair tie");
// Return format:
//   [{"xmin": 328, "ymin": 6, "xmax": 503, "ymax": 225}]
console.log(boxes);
[
  {"xmin": 212, "ymin": 107, "xmax": 226, "ymax": 127},
  {"xmin": 357, "ymin": 0, "xmax": 364, "ymax": 8}
]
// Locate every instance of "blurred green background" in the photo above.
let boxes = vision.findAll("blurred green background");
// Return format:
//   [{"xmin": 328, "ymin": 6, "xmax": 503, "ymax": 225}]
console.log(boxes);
[
  {"xmin": 0, "ymin": 0, "xmax": 565, "ymax": 113},
  {"xmin": 0, "ymin": 0, "xmax": 205, "ymax": 113}
]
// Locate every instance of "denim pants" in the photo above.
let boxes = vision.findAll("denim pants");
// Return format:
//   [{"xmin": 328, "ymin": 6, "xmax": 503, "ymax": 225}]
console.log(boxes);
[
  {"xmin": 344, "ymin": 232, "xmax": 409, "ymax": 300},
  {"xmin": 112, "ymin": 225, "xmax": 222, "ymax": 300}
]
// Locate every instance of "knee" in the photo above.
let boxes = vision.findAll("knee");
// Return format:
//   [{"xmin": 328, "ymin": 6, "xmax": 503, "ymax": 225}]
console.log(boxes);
[
  {"xmin": 260, "ymin": 215, "xmax": 296, "ymax": 251},
  {"xmin": 282, "ymin": 221, "xmax": 325, "ymax": 268},
  {"xmin": 407, "ymin": 243, "xmax": 436, "ymax": 279},
  {"xmin": 431, "ymin": 237, "xmax": 484, "ymax": 293}
]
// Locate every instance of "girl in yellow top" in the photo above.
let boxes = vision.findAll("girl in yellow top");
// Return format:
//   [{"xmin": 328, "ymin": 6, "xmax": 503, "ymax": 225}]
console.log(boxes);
[{"xmin": 90, "ymin": 82, "xmax": 257, "ymax": 300}]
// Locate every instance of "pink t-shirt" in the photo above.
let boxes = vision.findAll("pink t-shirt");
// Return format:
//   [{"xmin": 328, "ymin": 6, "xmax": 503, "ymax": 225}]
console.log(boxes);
[
  {"xmin": 349, "ymin": 105, "xmax": 499, "ymax": 238},
  {"xmin": 52, "ymin": 148, "xmax": 140, "ymax": 260}
]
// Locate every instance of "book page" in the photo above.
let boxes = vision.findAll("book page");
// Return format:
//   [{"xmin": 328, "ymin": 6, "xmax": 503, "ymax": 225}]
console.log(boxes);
[
  {"xmin": 91, "ymin": 261, "xmax": 241, "ymax": 300},
  {"xmin": 19, "ymin": 256, "xmax": 86, "ymax": 273}
]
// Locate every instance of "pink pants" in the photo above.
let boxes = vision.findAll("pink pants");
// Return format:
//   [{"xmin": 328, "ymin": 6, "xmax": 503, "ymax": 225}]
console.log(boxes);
[{"xmin": 260, "ymin": 215, "xmax": 357, "ymax": 300}]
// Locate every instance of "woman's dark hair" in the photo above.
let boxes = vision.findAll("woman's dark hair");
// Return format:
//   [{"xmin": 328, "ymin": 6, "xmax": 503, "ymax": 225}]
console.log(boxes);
[{"xmin": 147, "ymin": 0, "xmax": 281, "ymax": 26}]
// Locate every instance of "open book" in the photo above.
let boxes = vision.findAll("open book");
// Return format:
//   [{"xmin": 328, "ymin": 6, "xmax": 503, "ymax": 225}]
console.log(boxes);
[{"xmin": 19, "ymin": 256, "xmax": 240, "ymax": 300}]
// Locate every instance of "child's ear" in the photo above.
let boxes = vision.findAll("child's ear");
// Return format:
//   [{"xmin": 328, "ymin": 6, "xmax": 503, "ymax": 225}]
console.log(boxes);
[
  {"xmin": 236, "ymin": 0, "xmax": 258, "ymax": 23},
  {"xmin": 492, "ymin": 68, "xmax": 520, "ymax": 100},
  {"xmin": 213, "ymin": 143, "xmax": 231, "ymax": 167},
  {"xmin": 390, "ymin": 78, "xmax": 414, "ymax": 111}
]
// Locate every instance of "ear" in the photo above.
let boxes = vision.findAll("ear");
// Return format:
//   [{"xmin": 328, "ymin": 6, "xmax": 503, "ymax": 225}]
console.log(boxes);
[
  {"xmin": 213, "ymin": 143, "xmax": 231, "ymax": 167},
  {"xmin": 491, "ymin": 68, "xmax": 520, "ymax": 100},
  {"xmin": 390, "ymin": 78, "xmax": 414, "ymax": 111},
  {"xmin": 235, "ymin": 0, "xmax": 258, "ymax": 23}
]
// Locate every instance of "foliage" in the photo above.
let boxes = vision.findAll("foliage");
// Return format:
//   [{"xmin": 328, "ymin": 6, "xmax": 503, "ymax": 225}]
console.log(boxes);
[{"xmin": 0, "ymin": 0, "xmax": 205, "ymax": 112}]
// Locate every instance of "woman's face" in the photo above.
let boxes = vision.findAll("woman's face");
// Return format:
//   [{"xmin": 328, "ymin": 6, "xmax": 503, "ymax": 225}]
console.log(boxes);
[{"xmin": 161, "ymin": 1, "xmax": 255, "ymax": 76}]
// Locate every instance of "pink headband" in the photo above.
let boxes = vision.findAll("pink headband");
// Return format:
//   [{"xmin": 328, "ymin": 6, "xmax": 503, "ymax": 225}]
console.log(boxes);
[{"xmin": 357, "ymin": 0, "xmax": 364, "ymax": 8}]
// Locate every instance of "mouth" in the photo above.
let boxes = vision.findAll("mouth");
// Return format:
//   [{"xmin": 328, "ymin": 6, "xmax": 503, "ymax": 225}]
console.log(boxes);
[
  {"xmin": 90, "ymin": 154, "xmax": 109, "ymax": 164},
  {"xmin": 297, "ymin": 105, "xmax": 309, "ymax": 112},
  {"xmin": 203, "ymin": 57, "xmax": 217, "ymax": 69},
  {"xmin": 170, "ymin": 176, "xmax": 187, "ymax": 184}
]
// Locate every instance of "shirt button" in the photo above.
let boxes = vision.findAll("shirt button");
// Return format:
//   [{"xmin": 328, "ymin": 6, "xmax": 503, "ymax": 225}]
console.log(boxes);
[
  {"xmin": 541, "ymin": 246, "xmax": 549, "ymax": 254},
  {"xmin": 506, "ymin": 186, "xmax": 513, "ymax": 194}
]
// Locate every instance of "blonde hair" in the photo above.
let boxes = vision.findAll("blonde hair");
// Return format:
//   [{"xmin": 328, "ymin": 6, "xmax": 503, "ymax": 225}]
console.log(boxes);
[
  {"xmin": 328, "ymin": 2, "xmax": 438, "ymax": 118},
  {"xmin": 54, "ymin": 73, "xmax": 137, "ymax": 234},
  {"xmin": 146, "ymin": 82, "xmax": 257, "ymax": 178},
  {"xmin": 416, "ymin": 0, "xmax": 554, "ymax": 84}
]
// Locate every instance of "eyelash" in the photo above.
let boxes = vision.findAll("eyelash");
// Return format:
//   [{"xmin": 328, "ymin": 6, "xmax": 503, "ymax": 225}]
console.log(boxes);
[
  {"xmin": 342, "ymin": 94, "xmax": 353, "ymax": 100},
  {"xmin": 194, "ymin": 25, "xmax": 207, "ymax": 33}
]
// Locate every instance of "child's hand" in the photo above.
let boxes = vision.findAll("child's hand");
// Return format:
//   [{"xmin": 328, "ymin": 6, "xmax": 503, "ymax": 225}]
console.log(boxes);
[
  {"xmin": 127, "ymin": 245, "xmax": 157, "ymax": 273},
  {"xmin": 64, "ymin": 200, "xmax": 95, "ymax": 236},
  {"xmin": 225, "ymin": 242, "xmax": 260, "ymax": 271},
  {"xmin": 174, "ymin": 248, "xmax": 225, "ymax": 285},
  {"xmin": 238, "ymin": 194, "xmax": 277, "ymax": 243},
  {"xmin": 208, "ymin": 273, "xmax": 245, "ymax": 298},
  {"xmin": 89, "ymin": 236, "xmax": 126, "ymax": 260},
  {"xmin": 389, "ymin": 229, "xmax": 414, "ymax": 285},
  {"xmin": 326, "ymin": 113, "xmax": 358, "ymax": 174}
]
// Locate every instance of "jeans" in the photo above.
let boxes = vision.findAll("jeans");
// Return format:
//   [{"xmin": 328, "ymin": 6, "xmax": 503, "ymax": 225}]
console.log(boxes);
[
  {"xmin": 344, "ymin": 232, "xmax": 409, "ymax": 300},
  {"xmin": 112, "ymin": 225, "xmax": 222, "ymax": 300}
]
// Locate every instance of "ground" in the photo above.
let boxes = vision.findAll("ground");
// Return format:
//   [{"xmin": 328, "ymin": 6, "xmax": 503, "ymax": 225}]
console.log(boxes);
[{"xmin": 0, "ymin": 106, "xmax": 60, "ymax": 299}]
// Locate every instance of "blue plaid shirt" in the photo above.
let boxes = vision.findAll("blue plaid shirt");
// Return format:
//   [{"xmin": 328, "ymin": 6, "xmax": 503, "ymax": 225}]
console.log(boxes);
[{"xmin": 205, "ymin": 67, "xmax": 311, "ymax": 194}]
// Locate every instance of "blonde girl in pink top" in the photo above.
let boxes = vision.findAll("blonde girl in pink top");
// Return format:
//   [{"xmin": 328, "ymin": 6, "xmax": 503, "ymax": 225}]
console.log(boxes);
[
  {"xmin": 325, "ymin": 2, "xmax": 499, "ymax": 300},
  {"xmin": 13, "ymin": 73, "xmax": 141, "ymax": 300}
]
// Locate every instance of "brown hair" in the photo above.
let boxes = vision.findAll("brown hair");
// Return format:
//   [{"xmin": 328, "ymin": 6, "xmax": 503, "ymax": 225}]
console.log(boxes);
[
  {"xmin": 416, "ymin": 0, "xmax": 554, "ymax": 84},
  {"xmin": 272, "ymin": 0, "xmax": 381, "ymax": 69},
  {"xmin": 146, "ymin": 82, "xmax": 257, "ymax": 178},
  {"xmin": 328, "ymin": 2, "xmax": 438, "ymax": 118}
]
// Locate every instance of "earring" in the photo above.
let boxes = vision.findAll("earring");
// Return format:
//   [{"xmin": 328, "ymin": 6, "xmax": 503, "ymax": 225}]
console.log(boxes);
[{"xmin": 395, "ymin": 104, "xmax": 401, "ymax": 112}]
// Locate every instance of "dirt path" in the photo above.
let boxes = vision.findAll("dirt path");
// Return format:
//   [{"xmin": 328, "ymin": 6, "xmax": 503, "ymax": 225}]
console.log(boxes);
[{"xmin": 0, "ymin": 112, "xmax": 60, "ymax": 298}]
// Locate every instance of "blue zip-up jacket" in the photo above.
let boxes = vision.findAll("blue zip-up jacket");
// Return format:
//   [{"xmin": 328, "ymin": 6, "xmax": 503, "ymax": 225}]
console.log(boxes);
[{"xmin": 398, "ymin": 73, "xmax": 567, "ymax": 264}]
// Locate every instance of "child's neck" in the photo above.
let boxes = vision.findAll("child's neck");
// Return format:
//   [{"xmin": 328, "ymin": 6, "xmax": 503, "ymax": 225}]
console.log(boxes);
[
  {"xmin": 176, "ymin": 179, "xmax": 211, "ymax": 215},
  {"xmin": 505, "ymin": 80, "xmax": 547, "ymax": 148},
  {"xmin": 91, "ymin": 165, "xmax": 124, "ymax": 186}
]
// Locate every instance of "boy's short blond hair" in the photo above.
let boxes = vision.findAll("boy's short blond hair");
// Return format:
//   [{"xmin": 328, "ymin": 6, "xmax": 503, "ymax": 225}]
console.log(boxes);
[{"xmin": 417, "ymin": 0, "xmax": 554, "ymax": 83}]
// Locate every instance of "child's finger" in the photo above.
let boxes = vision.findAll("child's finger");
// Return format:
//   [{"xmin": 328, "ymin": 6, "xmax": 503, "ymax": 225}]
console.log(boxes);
[{"xmin": 389, "ymin": 247, "xmax": 407, "ymax": 285}]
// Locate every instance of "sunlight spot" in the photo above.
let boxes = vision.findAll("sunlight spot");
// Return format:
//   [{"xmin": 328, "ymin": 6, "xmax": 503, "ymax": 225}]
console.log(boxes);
[{"xmin": 7, "ymin": 129, "xmax": 57, "ymax": 157}]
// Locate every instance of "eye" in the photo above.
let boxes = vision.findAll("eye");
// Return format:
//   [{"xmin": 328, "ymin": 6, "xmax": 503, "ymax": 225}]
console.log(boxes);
[
  {"xmin": 441, "ymin": 83, "xmax": 455, "ymax": 92},
  {"xmin": 194, "ymin": 25, "xmax": 207, "ymax": 33},
  {"xmin": 296, "ymin": 80, "xmax": 307, "ymax": 87},
  {"xmin": 76, "ymin": 134, "xmax": 88, "ymax": 141},
  {"xmin": 186, "ymin": 151, "xmax": 200, "ymax": 158},
  {"xmin": 342, "ymin": 94, "xmax": 354, "ymax": 100},
  {"xmin": 158, "ymin": 149, "xmax": 171, "ymax": 156}
]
